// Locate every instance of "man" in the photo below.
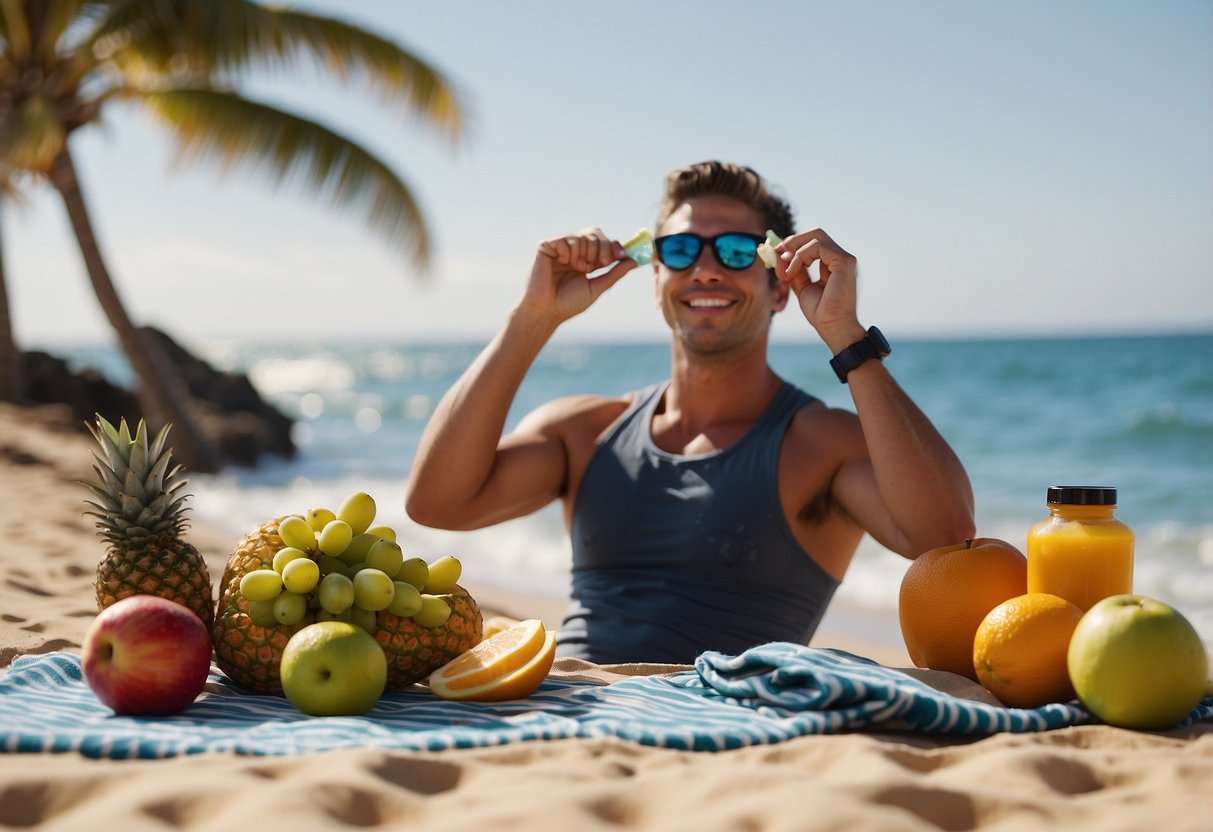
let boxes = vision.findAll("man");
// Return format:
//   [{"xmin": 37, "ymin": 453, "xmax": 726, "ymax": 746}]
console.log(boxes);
[{"xmin": 406, "ymin": 161, "xmax": 975, "ymax": 663}]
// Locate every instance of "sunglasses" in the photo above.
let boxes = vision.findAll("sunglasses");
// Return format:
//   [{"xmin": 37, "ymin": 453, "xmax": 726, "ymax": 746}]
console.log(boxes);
[{"xmin": 653, "ymin": 232, "xmax": 767, "ymax": 271}]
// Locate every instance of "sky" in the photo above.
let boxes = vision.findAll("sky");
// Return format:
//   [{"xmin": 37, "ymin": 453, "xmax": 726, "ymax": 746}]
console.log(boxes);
[{"xmin": 4, "ymin": 0, "xmax": 1212, "ymax": 348}]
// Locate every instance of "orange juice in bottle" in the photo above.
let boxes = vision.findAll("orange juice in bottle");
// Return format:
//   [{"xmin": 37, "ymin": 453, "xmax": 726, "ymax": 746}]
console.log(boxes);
[{"xmin": 1026, "ymin": 486, "xmax": 1134, "ymax": 611}]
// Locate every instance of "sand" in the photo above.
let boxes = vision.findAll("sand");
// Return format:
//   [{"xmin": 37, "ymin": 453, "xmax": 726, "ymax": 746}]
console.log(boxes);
[{"xmin": 1, "ymin": 401, "xmax": 1211, "ymax": 831}]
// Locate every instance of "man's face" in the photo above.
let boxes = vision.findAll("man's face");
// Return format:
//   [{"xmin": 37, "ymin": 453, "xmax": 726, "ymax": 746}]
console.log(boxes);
[{"xmin": 654, "ymin": 195, "xmax": 789, "ymax": 356}]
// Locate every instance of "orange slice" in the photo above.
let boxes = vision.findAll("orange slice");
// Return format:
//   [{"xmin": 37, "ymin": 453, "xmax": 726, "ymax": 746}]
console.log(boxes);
[
  {"xmin": 428, "ymin": 619, "xmax": 556, "ymax": 701},
  {"xmin": 483, "ymin": 615, "xmax": 520, "ymax": 639}
]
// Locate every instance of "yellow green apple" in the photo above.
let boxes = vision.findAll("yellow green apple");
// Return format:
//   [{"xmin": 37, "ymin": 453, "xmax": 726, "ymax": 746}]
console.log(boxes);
[
  {"xmin": 279, "ymin": 621, "xmax": 387, "ymax": 716},
  {"xmin": 1067, "ymin": 594, "xmax": 1208, "ymax": 730}
]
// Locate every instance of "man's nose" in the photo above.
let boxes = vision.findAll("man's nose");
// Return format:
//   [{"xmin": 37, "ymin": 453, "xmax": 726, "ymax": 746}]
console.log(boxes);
[{"xmin": 689, "ymin": 251, "xmax": 723, "ymax": 281}]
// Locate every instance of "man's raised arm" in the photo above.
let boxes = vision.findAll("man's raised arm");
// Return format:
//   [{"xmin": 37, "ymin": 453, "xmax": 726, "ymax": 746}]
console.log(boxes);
[
  {"xmin": 404, "ymin": 230, "xmax": 636, "ymax": 530},
  {"xmin": 774, "ymin": 228, "xmax": 976, "ymax": 556}
]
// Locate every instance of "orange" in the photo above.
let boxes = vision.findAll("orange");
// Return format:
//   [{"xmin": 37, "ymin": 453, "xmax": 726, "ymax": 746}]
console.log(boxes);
[
  {"xmin": 973, "ymin": 593, "xmax": 1084, "ymax": 708},
  {"xmin": 428, "ymin": 618, "xmax": 556, "ymax": 701},
  {"xmin": 898, "ymin": 537, "xmax": 1027, "ymax": 680},
  {"xmin": 483, "ymin": 615, "xmax": 521, "ymax": 639}
]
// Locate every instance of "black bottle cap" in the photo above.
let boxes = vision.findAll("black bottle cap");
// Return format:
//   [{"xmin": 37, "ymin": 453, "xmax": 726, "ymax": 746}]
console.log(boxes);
[{"xmin": 1046, "ymin": 486, "xmax": 1117, "ymax": 506}]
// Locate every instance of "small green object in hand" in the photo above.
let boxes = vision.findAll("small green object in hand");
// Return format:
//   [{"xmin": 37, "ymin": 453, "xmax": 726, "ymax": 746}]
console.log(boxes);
[{"xmin": 622, "ymin": 228, "xmax": 654, "ymax": 265}]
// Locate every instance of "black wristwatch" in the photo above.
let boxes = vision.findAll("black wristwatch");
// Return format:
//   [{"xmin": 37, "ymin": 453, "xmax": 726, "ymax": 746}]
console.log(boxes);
[{"xmin": 829, "ymin": 326, "xmax": 891, "ymax": 383}]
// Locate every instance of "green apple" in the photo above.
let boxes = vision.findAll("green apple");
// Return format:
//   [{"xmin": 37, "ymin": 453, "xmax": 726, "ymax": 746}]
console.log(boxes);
[
  {"xmin": 1067, "ymin": 594, "xmax": 1209, "ymax": 730},
  {"xmin": 279, "ymin": 621, "xmax": 387, "ymax": 716}
]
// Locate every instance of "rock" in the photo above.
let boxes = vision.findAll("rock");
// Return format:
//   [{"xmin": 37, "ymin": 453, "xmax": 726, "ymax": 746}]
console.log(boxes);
[
  {"xmin": 22, "ymin": 351, "xmax": 139, "ymax": 425},
  {"xmin": 20, "ymin": 330, "xmax": 295, "ymax": 469},
  {"xmin": 139, "ymin": 327, "xmax": 296, "ymax": 466}
]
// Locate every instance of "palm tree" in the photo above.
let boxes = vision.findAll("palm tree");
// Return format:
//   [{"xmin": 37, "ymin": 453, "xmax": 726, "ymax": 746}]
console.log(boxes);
[
  {"xmin": 0, "ymin": 200, "xmax": 21, "ymax": 404},
  {"xmin": 0, "ymin": 109, "xmax": 25, "ymax": 404},
  {"xmin": 0, "ymin": 0, "xmax": 463, "ymax": 469}
]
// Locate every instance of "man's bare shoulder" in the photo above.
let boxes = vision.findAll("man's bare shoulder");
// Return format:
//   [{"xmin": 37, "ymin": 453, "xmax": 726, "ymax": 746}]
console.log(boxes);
[
  {"xmin": 786, "ymin": 400, "xmax": 865, "ymax": 453},
  {"xmin": 514, "ymin": 391, "xmax": 635, "ymax": 435},
  {"xmin": 780, "ymin": 401, "xmax": 868, "ymax": 532}
]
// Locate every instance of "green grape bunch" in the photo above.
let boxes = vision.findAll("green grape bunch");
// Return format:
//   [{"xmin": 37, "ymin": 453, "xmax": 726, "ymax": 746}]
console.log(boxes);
[{"xmin": 236, "ymin": 492, "xmax": 462, "ymax": 635}]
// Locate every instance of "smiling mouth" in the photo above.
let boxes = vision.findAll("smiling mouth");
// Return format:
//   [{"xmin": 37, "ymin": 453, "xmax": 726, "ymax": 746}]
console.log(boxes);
[{"xmin": 685, "ymin": 297, "xmax": 733, "ymax": 308}]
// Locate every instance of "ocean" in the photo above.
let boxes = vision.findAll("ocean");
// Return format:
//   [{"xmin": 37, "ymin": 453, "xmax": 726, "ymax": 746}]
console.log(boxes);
[{"xmin": 58, "ymin": 333, "xmax": 1213, "ymax": 645}]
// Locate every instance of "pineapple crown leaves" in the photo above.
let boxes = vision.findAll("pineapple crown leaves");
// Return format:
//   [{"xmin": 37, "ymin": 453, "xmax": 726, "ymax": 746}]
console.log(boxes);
[{"xmin": 82, "ymin": 414, "xmax": 193, "ymax": 544}]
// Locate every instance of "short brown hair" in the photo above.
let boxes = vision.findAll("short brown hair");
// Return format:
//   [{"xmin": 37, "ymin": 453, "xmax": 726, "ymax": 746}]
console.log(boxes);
[{"xmin": 657, "ymin": 161, "xmax": 795, "ymax": 238}]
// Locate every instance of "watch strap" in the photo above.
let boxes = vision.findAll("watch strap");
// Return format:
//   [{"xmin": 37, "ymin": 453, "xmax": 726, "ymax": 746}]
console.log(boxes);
[{"xmin": 829, "ymin": 326, "xmax": 890, "ymax": 383}]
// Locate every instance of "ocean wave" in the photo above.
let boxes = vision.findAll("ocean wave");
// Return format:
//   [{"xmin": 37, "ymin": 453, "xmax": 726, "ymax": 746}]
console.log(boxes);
[{"xmin": 1123, "ymin": 406, "xmax": 1213, "ymax": 442}]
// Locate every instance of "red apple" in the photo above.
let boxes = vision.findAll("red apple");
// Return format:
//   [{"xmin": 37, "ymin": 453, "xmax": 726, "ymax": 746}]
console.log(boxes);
[{"xmin": 81, "ymin": 595, "xmax": 212, "ymax": 716}]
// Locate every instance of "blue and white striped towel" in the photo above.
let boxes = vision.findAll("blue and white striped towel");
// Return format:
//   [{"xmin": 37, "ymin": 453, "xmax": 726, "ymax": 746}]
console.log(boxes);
[{"xmin": 2, "ymin": 644, "xmax": 1209, "ymax": 758}]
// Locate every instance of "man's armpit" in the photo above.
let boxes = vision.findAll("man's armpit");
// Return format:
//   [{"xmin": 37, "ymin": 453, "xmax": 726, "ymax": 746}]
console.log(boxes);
[{"xmin": 797, "ymin": 481, "xmax": 856, "ymax": 526}]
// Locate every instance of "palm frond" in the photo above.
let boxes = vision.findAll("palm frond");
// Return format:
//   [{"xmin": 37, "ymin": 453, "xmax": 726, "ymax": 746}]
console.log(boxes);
[
  {"xmin": 137, "ymin": 86, "xmax": 430, "ymax": 268},
  {"xmin": 250, "ymin": 6, "xmax": 465, "ymax": 143},
  {"xmin": 0, "ymin": 94, "xmax": 66, "ymax": 173},
  {"xmin": 0, "ymin": 0, "xmax": 31, "ymax": 64},
  {"xmin": 0, "ymin": 1, "xmax": 97, "ymax": 64},
  {"xmin": 92, "ymin": 0, "xmax": 464, "ymax": 143},
  {"xmin": 87, "ymin": 0, "xmax": 225, "ymax": 77},
  {"xmin": 33, "ymin": 0, "xmax": 94, "ymax": 65}
]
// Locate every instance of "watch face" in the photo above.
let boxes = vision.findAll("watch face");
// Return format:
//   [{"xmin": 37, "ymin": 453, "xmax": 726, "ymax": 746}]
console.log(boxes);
[{"xmin": 868, "ymin": 326, "xmax": 891, "ymax": 356}]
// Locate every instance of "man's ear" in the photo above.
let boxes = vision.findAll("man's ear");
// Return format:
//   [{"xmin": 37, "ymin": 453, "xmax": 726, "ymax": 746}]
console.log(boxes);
[{"xmin": 771, "ymin": 275, "xmax": 791, "ymax": 313}]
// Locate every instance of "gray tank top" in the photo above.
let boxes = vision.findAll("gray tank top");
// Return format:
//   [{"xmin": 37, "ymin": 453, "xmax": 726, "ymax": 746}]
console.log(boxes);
[{"xmin": 559, "ymin": 380, "xmax": 841, "ymax": 664}]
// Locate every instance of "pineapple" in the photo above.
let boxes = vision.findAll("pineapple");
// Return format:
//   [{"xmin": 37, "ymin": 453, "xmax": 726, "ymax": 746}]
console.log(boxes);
[
  {"xmin": 213, "ymin": 517, "xmax": 482, "ymax": 694},
  {"xmin": 212, "ymin": 518, "xmax": 293, "ymax": 693},
  {"xmin": 83, "ymin": 415, "xmax": 215, "ymax": 629},
  {"xmin": 376, "ymin": 589, "xmax": 483, "ymax": 690}
]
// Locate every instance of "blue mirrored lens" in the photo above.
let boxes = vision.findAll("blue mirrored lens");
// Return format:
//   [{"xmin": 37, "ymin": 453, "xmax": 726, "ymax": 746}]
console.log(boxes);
[
  {"xmin": 715, "ymin": 234, "xmax": 760, "ymax": 269},
  {"xmin": 657, "ymin": 234, "xmax": 701, "ymax": 269},
  {"xmin": 656, "ymin": 233, "xmax": 763, "ymax": 270}
]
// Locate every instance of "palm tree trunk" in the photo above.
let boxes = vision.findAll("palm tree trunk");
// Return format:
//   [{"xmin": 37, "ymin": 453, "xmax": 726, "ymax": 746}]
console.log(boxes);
[
  {"xmin": 50, "ymin": 146, "xmax": 222, "ymax": 473},
  {"xmin": 0, "ymin": 202, "xmax": 24, "ymax": 403}
]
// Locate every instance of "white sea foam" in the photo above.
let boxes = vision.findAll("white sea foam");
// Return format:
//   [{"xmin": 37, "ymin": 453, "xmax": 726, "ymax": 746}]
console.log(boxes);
[{"xmin": 247, "ymin": 356, "xmax": 357, "ymax": 396}]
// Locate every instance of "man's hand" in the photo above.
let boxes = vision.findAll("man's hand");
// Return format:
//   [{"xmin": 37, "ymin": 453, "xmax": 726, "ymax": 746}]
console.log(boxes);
[
  {"xmin": 524, "ymin": 228, "xmax": 638, "ymax": 325},
  {"xmin": 772, "ymin": 228, "xmax": 864, "ymax": 350}
]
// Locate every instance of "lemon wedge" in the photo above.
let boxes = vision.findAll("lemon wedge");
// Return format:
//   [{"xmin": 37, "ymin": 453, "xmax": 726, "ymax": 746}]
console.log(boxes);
[{"xmin": 428, "ymin": 618, "xmax": 556, "ymax": 701}]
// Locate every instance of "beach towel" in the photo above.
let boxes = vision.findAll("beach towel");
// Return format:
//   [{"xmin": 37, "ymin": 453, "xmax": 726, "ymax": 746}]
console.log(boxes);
[{"xmin": 2, "ymin": 643, "xmax": 1210, "ymax": 758}]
